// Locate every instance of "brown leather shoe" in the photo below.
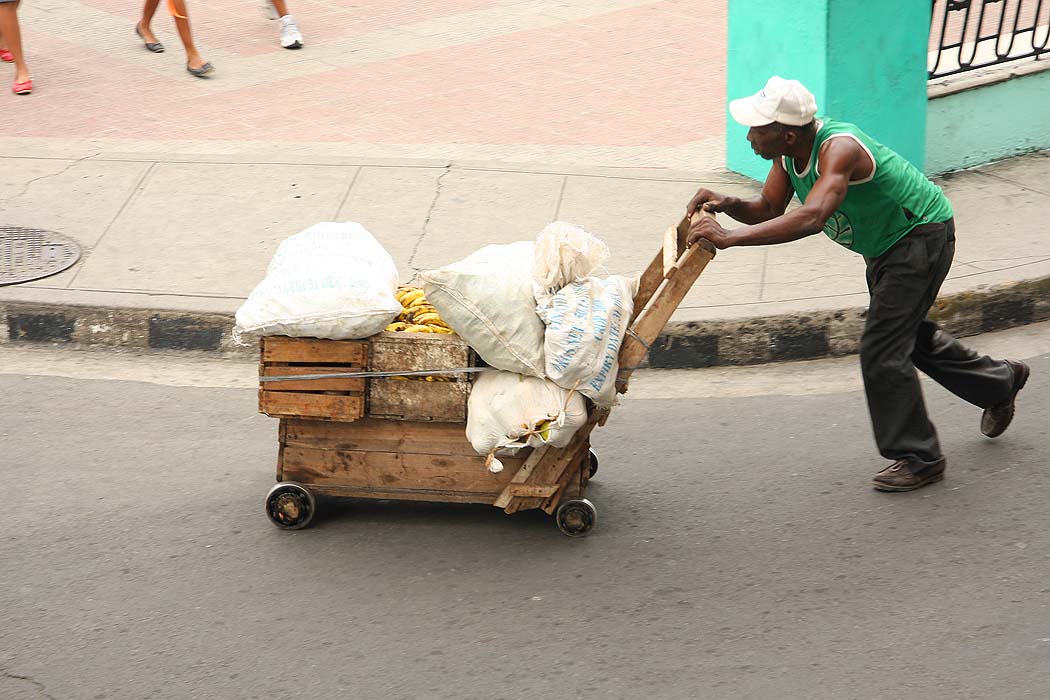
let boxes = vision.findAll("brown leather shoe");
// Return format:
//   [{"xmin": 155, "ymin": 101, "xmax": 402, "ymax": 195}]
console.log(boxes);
[
  {"xmin": 981, "ymin": 360, "xmax": 1030, "ymax": 438},
  {"xmin": 872, "ymin": 459, "xmax": 946, "ymax": 492}
]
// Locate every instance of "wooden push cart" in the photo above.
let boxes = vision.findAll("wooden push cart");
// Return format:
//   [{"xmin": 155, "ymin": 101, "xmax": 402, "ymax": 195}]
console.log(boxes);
[{"xmin": 259, "ymin": 213, "xmax": 717, "ymax": 536}]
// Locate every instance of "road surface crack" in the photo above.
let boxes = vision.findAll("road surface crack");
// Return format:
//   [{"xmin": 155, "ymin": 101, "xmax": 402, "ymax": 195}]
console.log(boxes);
[
  {"xmin": 5, "ymin": 152, "xmax": 101, "ymax": 204},
  {"xmin": 409, "ymin": 162, "xmax": 452, "ymax": 272},
  {"xmin": 2, "ymin": 670, "xmax": 59, "ymax": 700}
]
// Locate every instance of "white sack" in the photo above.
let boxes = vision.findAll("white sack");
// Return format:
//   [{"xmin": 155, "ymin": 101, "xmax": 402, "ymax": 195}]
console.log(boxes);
[
  {"xmin": 537, "ymin": 274, "xmax": 634, "ymax": 407},
  {"xmin": 420, "ymin": 241, "xmax": 545, "ymax": 377},
  {"xmin": 466, "ymin": 371, "xmax": 588, "ymax": 472},
  {"xmin": 532, "ymin": 221, "xmax": 609, "ymax": 293},
  {"xmin": 234, "ymin": 222, "xmax": 401, "ymax": 341}
]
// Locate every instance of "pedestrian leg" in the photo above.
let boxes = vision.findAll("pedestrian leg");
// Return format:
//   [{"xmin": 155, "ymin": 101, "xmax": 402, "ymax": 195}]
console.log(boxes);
[
  {"xmin": 0, "ymin": 1, "xmax": 31, "ymax": 89},
  {"xmin": 137, "ymin": 0, "xmax": 166, "ymax": 51},
  {"xmin": 166, "ymin": 0, "xmax": 212, "ymax": 75},
  {"xmin": 270, "ymin": 0, "xmax": 303, "ymax": 49}
]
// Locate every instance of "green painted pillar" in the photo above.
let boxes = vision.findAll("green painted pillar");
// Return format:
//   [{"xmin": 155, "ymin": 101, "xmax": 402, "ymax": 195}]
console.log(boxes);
[{"xmin": 726, "ymin": 0, "xmax": 931, "ymax": 180}]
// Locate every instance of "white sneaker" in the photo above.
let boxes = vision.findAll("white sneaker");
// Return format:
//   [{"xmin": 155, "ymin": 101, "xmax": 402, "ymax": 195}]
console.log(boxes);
[
  {"xmin": 278, "ymin": 15, "xmax": 303, "ymax": 49},
  {"xmin": 261, "ymin": 0, "xmax": 279, "ymax": 20}
]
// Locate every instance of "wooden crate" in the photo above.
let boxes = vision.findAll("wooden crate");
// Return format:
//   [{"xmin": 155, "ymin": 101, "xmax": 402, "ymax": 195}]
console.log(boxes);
[
  {"xmin": 259, "ymin": 336, "xmax": 369, "ymax": 422},
  {"xmin": 278, "ymin": 418, "xmax": 536, "ymax": 504},
  {"xmin": 258, "ymin": 333, "xmax": 474, "ymax": 423},
  {"xmin": 366, "ymin": 331, "xmax": 474, "ymax": 422}
]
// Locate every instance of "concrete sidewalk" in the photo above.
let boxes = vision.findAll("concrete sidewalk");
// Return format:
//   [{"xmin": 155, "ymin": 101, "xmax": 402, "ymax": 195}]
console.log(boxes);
[{"xmin": 2, "ymin": 146, "xmax": 1049, "ymax": 367}]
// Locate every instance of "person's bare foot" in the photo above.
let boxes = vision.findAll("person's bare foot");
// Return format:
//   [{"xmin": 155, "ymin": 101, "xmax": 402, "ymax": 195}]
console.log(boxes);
[
  {"xmin": 136, "ymin": 20, "xmax": 160, "ymax": 45},
  {"xmin": 14, "ymin": 67, "xmax": 29, "ymax": 84}
]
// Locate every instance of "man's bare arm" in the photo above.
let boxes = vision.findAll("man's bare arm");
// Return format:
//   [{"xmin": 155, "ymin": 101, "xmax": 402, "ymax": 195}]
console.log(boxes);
[
  {"xmin": 686, "ymin": 160, "xmax": 795, "ymax": 224},
  {"xmin": 688, "ymin": 139, "xmax": 863, "ymax": 248}
]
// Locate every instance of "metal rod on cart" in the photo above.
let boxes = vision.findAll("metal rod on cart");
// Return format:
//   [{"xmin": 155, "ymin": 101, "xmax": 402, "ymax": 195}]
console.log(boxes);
[{"xmin": 260, "ymin": 367, "xmax": 493, "ymax": 383}]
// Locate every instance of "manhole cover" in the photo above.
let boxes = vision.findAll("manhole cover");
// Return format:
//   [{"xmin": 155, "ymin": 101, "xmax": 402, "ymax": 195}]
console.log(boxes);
[{"xmin": 0, "ymin": 226, "xmax": 82, "ymax": 286}]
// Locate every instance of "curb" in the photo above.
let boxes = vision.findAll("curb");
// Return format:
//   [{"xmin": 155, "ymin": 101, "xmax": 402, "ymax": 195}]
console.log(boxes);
[{"xmin": 2, "ymin": 276, "xmax": 1049, "ymax": 367}]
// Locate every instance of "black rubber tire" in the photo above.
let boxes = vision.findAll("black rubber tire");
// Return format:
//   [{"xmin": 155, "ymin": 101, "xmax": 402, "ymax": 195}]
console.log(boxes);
[
  {"xmin": 587, "ymin": 449, "xmax": 599, "ymax": 478},
  {"xmin": 264, "ymin": 482, "xmax": 316, "ymax": 530},
  {"xmin": 556, "ymin": 498, "xmax": 597, "ymax": 537}
]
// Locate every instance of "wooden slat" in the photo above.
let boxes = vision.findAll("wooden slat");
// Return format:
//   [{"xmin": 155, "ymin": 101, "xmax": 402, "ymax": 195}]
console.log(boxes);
[
  {"xmin": 261, "ymin": 365, "xmax": 367, "ymax": 392},
  {"xmin": 500, "ymin": 416, "xmax": 598, "ymax": 514},
  {"xmin": 616, "ymin": 218, "xmax": 716, "ymax": 394},
  {"xmin": 677, "ymin": 210, "xmax": 696, "ymax": 251},
  {"xmin": 493, "ymin": 443, "xmax": 553, "ymax": 508},
  {"xmin": 630, "ymin": 211, "xmax": 713, "ymax": 326},
  {"xmin": 518, "ymin": 439, "xmax": 588, "ymax": 515},
  {"xmin": 368, "ymin": 379, "xmax": 469, "ymax": 422},
  {"xmin": 282, "ymin": 417, "xmax": 479, "ymax": 457},
  {"xmin": 300, "ymin": 484, "xmax": 502, "ymax": 505},
  {"xmin": 281, "ymin": 446, "xmax": 523, "ymax": 494},
  {"xmin": 505, "ymin": 484, "xmax": 560, "ymax": 499},
  {"xmin": 631, "ymin": 249, "xmax": 665, "ymax": 325},
  {"xmin": 369, "ymin": 332, "xmax": 472, "ymax": 372},
  {"xmin": 512, "ymin": 430, "xmax": 594, "ymax": 514},
  {"xmin": 261, "ymin": 336, "xmax": 368, "ymax": 365},
  {"xmin": 662, "ymin": 224, "xmax": 679, "ymax": 278},
  {"xmin": 260, "ymin": 391, "xmax": 364, "ymax": 421},
  {"xmin": 541, "ymin": 440, "xmax": 590, "ymax": 514}
]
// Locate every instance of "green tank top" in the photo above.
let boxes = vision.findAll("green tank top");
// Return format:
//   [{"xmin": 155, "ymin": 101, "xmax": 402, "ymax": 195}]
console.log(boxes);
[{"xmin": 784, "ymin": 118, "xmax": 953, "ymax": 258}]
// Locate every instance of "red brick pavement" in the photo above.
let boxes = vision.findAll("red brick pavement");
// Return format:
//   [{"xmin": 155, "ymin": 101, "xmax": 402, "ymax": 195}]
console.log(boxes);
[
  {"xmin": 3, "ymin": 0, "xmax": 726, "ymax": 157},
  {"xmin": 78, "ymin": 0, "xmax": 500, "ymax": 57}
]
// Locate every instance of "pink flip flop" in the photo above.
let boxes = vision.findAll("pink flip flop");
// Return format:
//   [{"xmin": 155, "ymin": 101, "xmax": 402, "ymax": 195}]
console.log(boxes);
[
  {"xmin": 13, "ymin": 78, "xmax": 32, "ymax": 95},
  {"xmin": 0, "ymin": 49, "xmax": 14, "ymax": 63}
]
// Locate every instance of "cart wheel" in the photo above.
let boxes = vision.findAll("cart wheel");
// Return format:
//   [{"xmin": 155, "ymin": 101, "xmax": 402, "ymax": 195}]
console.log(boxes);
[
  {"xmin": 265, "ymin": 482, "xmax": 316, "ymax": 530},
  {"xmin": 587, "ymin": 449, "xmax": 599, "ymax": 478},
  {"xmin": 556, "ymin": 498, "xmax": 597, "ymax": 537}
]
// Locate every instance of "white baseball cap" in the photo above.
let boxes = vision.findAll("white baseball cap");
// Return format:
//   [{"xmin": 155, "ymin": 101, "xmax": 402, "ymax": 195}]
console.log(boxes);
[{"xmin": 729, "ymin": 76, "xmax": 817, "ymax": 127}]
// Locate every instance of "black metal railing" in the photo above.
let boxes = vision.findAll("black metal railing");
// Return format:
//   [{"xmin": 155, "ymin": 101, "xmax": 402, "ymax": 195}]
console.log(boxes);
[{"xmin": 929, "ymin": 0, "xmax": 1049, "ymax": 79}]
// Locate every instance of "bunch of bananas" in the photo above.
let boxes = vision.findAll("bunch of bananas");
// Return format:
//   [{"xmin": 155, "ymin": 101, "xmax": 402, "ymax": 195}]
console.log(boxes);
[
  {"xmin": 386, "ymin": 286, "xmax": 457, "ymax": 383},
  {"xmin": 389, "ymin": 375, "xmax": 454, "ymax": 382},
  {"xmin": 386, "ymin": 286, "xmax": 454, "ymax": 334}
]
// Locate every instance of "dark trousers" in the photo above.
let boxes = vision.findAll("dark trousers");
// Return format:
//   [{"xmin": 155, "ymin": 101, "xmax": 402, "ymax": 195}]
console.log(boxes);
[{"xmin": 860, "ymin": 218, "xmax": 1015, "ymax": 466}]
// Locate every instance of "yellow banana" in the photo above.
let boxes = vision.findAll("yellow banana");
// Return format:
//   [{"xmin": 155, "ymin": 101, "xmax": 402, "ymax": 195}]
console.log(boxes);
[
  {"xmin": 413, "ymin": 312, "xmax": 443, "ymax": 325},
  {"xmin": 404, "ymin": 324, "xmax": 435, "ymax": 333},
  {"xmin": 401, "ymin": 289, "xmax": 426, "ymax": 307},
  {"xmin": 385, "ymin": 321, "xmax": 409, "ymax": 332}
]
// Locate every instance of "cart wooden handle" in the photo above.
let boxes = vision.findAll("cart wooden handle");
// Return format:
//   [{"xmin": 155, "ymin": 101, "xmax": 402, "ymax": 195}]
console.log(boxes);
[
  {"xmin": 663, "ymin": 208, "xmax": 715, "ymax": 277},
  {"xmin": 617, "ymin": 209, "xmax": 717, "ymax": 394}
]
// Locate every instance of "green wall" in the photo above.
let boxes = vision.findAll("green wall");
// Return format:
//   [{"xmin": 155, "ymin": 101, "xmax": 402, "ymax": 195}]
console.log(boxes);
[
  {"xmin": 726, "ymin": 0, "xmax": 828, "ymax": 182},
  {"xmin": 926, "ymin": 69, "xmax": 1050, "ymax": 174},
  {"xmin": 727, "ymin": 0, "xmax": 930, "ymax": 181}
]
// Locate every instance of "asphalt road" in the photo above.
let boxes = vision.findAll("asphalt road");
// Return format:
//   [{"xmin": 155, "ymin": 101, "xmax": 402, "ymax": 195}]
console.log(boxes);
[{"xmin": 2, "ymin": 325, "xmax": 1049, "ymax": 700}]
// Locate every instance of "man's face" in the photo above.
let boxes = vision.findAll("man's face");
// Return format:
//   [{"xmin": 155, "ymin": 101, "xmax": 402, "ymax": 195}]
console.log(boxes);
[{"xmin": 746, "ymin": 124, "xmax": 790, "ymax": 160}]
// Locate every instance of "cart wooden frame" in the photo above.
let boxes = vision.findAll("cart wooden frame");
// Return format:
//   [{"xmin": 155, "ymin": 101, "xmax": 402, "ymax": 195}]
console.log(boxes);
[{"xmin": 260, "ymin": 213, "xmax": 716, "ymax": 536}]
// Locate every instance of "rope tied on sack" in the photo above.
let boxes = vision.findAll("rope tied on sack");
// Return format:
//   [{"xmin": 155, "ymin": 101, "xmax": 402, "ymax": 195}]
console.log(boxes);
[
  {"xmin": 484, "ymin": 383, "xmax": 580, "ymax": 474},
  {"xmin": 615, "ymin": 327, "xmax": 652, "ymax": 374}
]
